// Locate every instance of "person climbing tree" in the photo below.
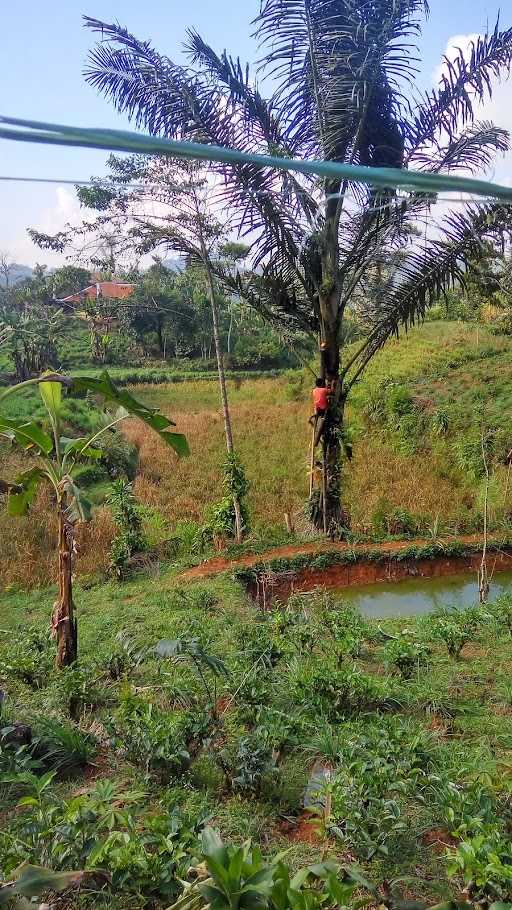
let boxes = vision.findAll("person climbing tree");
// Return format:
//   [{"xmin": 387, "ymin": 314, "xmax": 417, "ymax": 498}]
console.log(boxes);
[{"xmin": 311, "ymin": 378, "xmax": 329, "ymax": 448}]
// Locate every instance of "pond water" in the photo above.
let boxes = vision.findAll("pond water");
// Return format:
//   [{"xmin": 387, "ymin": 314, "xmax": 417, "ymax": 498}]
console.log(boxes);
[{"xmin": 336, "ymin": 569, "xmax": 512, "ymax": 618}]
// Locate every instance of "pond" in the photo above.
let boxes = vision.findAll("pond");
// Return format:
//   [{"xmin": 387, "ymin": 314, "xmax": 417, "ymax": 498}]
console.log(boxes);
[{"xmin": 336, "ymin": 569, "xmax": 512, "ymax": 618}]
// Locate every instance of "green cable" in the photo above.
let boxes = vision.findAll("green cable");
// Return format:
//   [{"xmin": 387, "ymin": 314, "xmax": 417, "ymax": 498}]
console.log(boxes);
[{"xmin": 1, "ymin": 114, "xmax": 512, "ymax": 203}]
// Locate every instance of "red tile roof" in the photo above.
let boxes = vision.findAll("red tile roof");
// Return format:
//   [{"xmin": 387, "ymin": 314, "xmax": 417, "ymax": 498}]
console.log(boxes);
[{"xmin": 57, "ymin": 281, "xmax": 135, "ymax": 304}]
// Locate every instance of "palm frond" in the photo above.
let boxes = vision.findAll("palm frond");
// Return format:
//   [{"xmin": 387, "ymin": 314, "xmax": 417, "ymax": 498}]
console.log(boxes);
[
  {"xmin": 407, "ymin": 22, "xmax": 512, "ymax": 153},
  {"xmin": 409, "ymin": 122, "xmax": 510, "ymax": 174},
  {"xmin": 256, "ymin": 0, "xmax": 425, "ymax": 163},
  {"xmin": 347, "ymin": 202, "xmax": 512, "ymax": 384}
]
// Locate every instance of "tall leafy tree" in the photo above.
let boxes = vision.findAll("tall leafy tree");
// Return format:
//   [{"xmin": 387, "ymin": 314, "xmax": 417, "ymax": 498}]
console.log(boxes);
[
  {"xmin": 32, "ymin": 156, "xmax": 249, "ymax": 542},
  {"xmin": 81, "ymin": 8, "xmax": 512, "ymax": 531}
]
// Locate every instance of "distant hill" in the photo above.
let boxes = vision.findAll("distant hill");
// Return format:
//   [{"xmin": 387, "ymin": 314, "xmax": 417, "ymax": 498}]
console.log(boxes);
[{"xmin": 0, "ymin": 263, "xmax": 32, "ymax": 287}]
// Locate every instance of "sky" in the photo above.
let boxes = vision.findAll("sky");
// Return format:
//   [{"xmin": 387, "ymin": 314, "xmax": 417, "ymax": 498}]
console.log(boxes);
[{"xmin": 1, "ymin": 0, "xmax": 512, "ymax": 267}]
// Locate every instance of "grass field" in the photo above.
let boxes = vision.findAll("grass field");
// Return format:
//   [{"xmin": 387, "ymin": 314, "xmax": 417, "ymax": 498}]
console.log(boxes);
[
  {"xmin": 1, "ymin": 571, "xmax": 512, "ymax": 907},
  {"xmin": 2, "ymin": 321, "xmax": 512, "ymax": 589}
]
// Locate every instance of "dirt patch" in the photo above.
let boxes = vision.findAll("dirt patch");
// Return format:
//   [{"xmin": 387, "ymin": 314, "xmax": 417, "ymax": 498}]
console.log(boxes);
[
  {"xmin": 279, "ymin": 812, "xmax": 322, "ymax": 844},
  {"xmin": 178, "ymin": 533, "xmax": 502, "ymax": 583},
  {"xmin": 422, "ymin": 827, "xmax": 458, "ymax": 854}
]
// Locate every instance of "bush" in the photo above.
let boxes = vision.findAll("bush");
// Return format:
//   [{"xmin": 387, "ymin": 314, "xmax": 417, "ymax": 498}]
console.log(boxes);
[
  {"xmin": 487, "ymin": 594, "xmax": 512, "ymax": 634},
  {"xmin": 53, "ymin": 662, "xmax": 107, "ymax": 719},
  {"xmin": 108, "ymin": 695, "xmax": 191, "ymax": 779},
  {"xmin": 104, "ymin": 631, "xmax": 148, "ymax": 681},
  {"xmin": 31, "ymin": 719, "xmax": 96, "ymax": 775},
  {"xmin": 107, "ymin": 479, "xmax": 147, "ymax": 577},
  {"xmin": 328, "ymin": 720, "xmax": 435, "ymax": 859},
  {"xmin": 447, "ymin": 827, "xmax": 512, "ymax": 904},
  {"xmin": 0, "ymin": 777, "xmax": 203, "ymax": 901},
  {"xmin": 100, "ymin": 430, "xmax": 139, "ymax": 479},
  {"xmin": 72, "ymin": 462, "xmax": 108, "ymax": 487},
  {"xmin": 199, "ymin": 452, "xmax": 250, "ymax": 543},
  {"xmin": 219, "ymin": 728, "xmax": 279, "ymax": 797},
  {"xmin": 422, "ymin": 605, "xmax": 489, "ymax": 659},
  {"xmin": 3, "ymin": 629, "xmax": 54, "ymax": 689},
  {"xmin": 383, "ymin": 634, "xmax": 430, "ymax": 678},
  {"xmin": 293, "ymin": 663, "xmax": 394, "ymax": 720}
]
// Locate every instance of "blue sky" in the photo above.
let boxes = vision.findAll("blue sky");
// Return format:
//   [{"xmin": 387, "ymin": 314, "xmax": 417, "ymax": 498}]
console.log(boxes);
[{"xmin": 1, "ymin": 0, "xmax": 511, "ymax": 265}]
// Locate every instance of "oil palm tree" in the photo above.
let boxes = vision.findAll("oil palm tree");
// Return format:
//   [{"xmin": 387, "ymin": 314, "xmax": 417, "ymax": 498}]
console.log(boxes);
[{"xmin": 83, "ymin": 3, "xmax": 512, "ymax": 533}]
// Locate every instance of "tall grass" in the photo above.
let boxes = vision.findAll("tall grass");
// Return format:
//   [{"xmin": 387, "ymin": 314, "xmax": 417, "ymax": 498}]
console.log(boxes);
[{"xmin": 2, "ymin": 322, "xmax": 511, "ymax": 589}]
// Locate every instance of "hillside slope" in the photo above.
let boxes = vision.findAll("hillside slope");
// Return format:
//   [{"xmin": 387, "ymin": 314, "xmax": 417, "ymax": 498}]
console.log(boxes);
[{"xmin": 2, "ymin": 320, "xmax": 512, "ymax": 588}]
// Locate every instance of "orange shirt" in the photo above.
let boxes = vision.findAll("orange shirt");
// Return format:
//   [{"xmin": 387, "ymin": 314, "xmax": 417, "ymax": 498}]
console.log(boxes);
[{"xmin": 313, "ymin": 386, "xmax": 329, "ymax": 410}]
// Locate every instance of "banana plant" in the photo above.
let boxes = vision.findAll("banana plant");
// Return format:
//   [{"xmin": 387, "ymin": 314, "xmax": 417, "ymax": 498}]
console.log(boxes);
[{"xmin": 0, "ymin": 371, "xmax": 188, "ymax": 668}]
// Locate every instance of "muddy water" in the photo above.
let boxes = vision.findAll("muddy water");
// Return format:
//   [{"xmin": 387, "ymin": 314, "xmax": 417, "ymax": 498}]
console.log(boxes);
[{"xmin": 335, "ymin": 570, "xmax": 512, "ymax": 618}]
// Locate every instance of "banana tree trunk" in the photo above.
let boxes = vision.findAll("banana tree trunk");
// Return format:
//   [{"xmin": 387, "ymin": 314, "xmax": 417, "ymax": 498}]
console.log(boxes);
[{"xmin": 52, "ymin": 501, "xmax": 77, "ymax": 667}]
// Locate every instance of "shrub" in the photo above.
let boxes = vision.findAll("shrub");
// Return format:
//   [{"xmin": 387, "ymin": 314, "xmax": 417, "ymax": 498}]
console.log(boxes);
[
  {"xmin": 447, "ymin": 827, "xmax": 512, "ymax": 904},
  {"xmin": 104, "ymin": 631, "xmax": 148, "ymax": 681},
  {"xmin": 328, "ymin": 721, "xmax": 436, "ymax": 859},
  {"xmin": 31, "ymin": 719, "xmax": 96, "ymax": 775},
  {"xmin": 293, "ymin": 663, "xmax": 394, "ymax": 720},
  {"xmin": 107, "ymin": 479, "xmax": 147, "ymax": 577},
  {"xmin": 108, "ymin": 695, "xmax": 191, "ymax": 779},
  {"xmin": 100, "ymin": 430, "xmax": 139, "ymax": 479},
  {"xmin": 0, "ymin": 777, "xmax": 203, "ymax": 901},
  {"xmin": 199, "ymin": 452, "xmax": 250, "ymax": 542},
  {"xmin": 383, "ymin": 634, "xmax": 430, "ymax": 678},
  {"xmin": 423, "ymin": 605, "xmax": 489, "ymax": 659},
  {"xmin": 3, "ymin": 629, "xmax": 54, "ymax": 689},
  {"xmin": 54, "ymin": 663, "xmax": 107, "ymax": 719},
  {"xmin": 487, "ymin": 594, "xmax": 512, "ymax": 634},
  {"xmin": 72, "ymin": 462, "xmax": 108, "ymax": 487},
  {"xmin": 219, "ymin": 728, "xmax": 279, "ymax": 797}
]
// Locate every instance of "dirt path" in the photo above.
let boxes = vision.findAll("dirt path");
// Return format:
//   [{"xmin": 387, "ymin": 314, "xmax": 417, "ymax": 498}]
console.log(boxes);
[{"xmin": 179, "ymin": 533, "xmax": 487, "ymax": 581}]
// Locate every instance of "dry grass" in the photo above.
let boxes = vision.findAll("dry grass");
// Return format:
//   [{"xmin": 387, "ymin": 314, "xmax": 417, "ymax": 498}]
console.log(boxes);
[
  {"xmin": 347, "ymin": 439, "xmax": 472, "ymax": 532},
  {"xmin": 0, "ymin": 450, "xmax": 114, "ymax": 590},
  {"xmin": 0, "ymin": 353, "xmax": 496, "ymax": 589},
  {"xmin": 125, "ymin": 380, "xmax": 310, "ymax": 525}
]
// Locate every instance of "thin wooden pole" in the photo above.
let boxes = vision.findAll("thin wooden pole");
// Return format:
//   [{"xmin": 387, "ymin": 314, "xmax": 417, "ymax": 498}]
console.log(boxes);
[
  {"xmin": 322, "ymin": 440, "xmax": 328, "ymax": 535},
  {"xmin": 309, "ymin": 420, "xmax": 316, "ymax": 498}
]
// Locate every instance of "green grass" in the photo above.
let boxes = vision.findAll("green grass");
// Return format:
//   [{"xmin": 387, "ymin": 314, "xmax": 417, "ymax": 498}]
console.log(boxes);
[{"xmin": 2, "ymin": 570, "xmax": 512, "ymax": 907}]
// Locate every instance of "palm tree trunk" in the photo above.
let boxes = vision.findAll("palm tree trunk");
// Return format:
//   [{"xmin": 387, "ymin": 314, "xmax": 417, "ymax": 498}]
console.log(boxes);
[
  {"xmin": 309, "ymin": 293, "xmax": 346, "ymax": 535},
  {"xmin": 203, "ymin": 260, "xmax": 243, "ymax": 543},
  {"xmin": 52, "ymin": 501, "xmax": 77, "ymax": 667}
]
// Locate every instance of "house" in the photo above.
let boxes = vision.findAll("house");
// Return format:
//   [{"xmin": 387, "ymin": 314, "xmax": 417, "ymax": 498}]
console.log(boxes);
[{"xmin": 55, "ymin": 280, "xmax": 136, "ymax": 330}]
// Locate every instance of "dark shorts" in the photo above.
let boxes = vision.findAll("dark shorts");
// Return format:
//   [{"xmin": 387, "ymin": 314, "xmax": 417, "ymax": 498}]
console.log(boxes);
[{"xmin": 315, "ymin": 408, "xmax": 326, "ymax": 418}]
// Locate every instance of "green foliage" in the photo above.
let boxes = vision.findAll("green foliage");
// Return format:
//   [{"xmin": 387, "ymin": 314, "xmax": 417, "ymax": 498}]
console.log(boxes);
[
  {"xmin": 52, "ymin": 662, "xmax": 107, "ymax": 719},
  {"xmin": 199, "ymin": 452, "xmax": 250, "ymax": 543},
  {"xmin": 383, "ymin": 634, "xmax": 431, "ymax": 678},
  {"xmin": 447, "ymin": 828, "xmax": 512, "ymax": 904},
  {"xmin": 0, "ymin": 777, "xmax": 203, "ymax": 902},
  {"xmin": 99, "ymin": 429, "xmax": 139, "ymax": 479},
  {"xmin": 187, "ymin": 826, "xmax": 366, "ymax": 910},
  {"xmin": 107, "ymin": 479, "xmax": 147, "ymax": 576},
  {"xmin": 155, "ymin": 636, "xmax": 229, "ymax": 715},
  {"xmin": 219, "ymin": 729, "xmax": 279, "ymax": 797},
  {"xmin": 486, "ymin": 593, "xmax": 512, "ymax": 634},
  {"xmin": 328, "ymin": 721, "xmax": 436, "ymax": 859},
  {"xmin": 107, "ymin": 694, "xmax": 191, "ymax": 779},
  {"xmin": 104, "ymin": 630, "xmax": 148, "ymax": 680},
  {"xmin": 422, "ymin": 605, "xmax": 489, "ymax": 659},
  {"xmin": 31, "ymin": 719, "xmax": 96, "ymax": 775},
  {"xmin": 3, "ymin": 628, "xmax": 53, "ymax": 689},
  {"xmin": 292, "ymin": 662, "xmax": 394, "ymax": 721}
]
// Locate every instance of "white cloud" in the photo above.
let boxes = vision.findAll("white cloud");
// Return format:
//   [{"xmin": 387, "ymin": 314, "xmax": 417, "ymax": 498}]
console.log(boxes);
[
  {"xmin": 5, "ymin": 185, "xmax": 84, "ymax": 268},
  {"xmin": 433, "ymin": 33, "xmax": 512, "ymax": 184}
]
